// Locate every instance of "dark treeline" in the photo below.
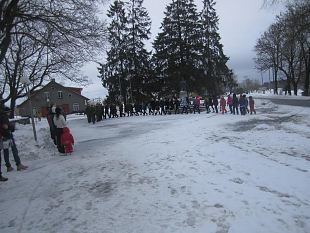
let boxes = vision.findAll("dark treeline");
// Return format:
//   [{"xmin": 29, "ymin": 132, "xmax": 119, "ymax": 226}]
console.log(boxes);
[
  {"xmin": 255, "ymin": 0, "xmax": 310, "ymax": 95},
  {"xmin": 98, "ymin": 0, "xmax": 235, "ymax": 105}
]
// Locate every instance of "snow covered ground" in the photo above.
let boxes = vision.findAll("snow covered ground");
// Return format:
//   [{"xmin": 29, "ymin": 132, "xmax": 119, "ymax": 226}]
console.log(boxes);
[{"xmin": 0, "ymin": 99, "xmax": 309, "ymax": 233}]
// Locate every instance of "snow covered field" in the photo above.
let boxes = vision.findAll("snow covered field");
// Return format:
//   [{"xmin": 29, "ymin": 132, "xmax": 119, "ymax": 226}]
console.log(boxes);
[{"xmin": 0, "ymin": 99, "xmax": 309, "ymax": 233}]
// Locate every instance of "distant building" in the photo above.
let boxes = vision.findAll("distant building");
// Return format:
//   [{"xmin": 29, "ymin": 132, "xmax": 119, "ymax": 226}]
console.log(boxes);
[{"xmin": 18, "ymin": 79, "xmax": 89, "ymax": 117}]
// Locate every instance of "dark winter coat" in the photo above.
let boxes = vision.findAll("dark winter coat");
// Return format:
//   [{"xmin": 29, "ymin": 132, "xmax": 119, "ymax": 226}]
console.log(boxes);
[{"xmin": 232, "ymin": 95, "xmax": 239, "ymax": 107}]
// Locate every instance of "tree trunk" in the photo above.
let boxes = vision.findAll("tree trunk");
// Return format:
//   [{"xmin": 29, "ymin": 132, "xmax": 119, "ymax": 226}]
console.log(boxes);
[
  {"xmin": 293, "ymin": 82, "xmax": 298, "ymax": 95},
  {"xmin": 303, "ymin": 49, "xmax": 310, "ymax": 96},
  {"xmin": 274, "ymin": 68, "xmax": 278, "ymax": 94},
  {"xmin": 280, "ymin": 67, "xmax": 292, "ymax": 95},
  {"xmin": 9, "ymin": 96, "xmax": 16, "ymax": 119}
]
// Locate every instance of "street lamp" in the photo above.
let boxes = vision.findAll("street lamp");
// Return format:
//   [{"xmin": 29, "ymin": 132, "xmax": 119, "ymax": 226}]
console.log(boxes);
[{"xmin": 20, "ymin": 76, "xmax": 37, "ymax": 142}]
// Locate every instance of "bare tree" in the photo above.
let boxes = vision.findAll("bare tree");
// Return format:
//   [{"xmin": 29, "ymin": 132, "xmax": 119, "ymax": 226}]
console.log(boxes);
[
  {"xmin": 291, "ymin": 1, "xmax": 310, "ymax": 96},
  {"xmin": 257, "ymin": 0, "xmax": 310, "ymax": 95},
  {"xmin": 0, "ymin": 25, "xmax": 86, "ymax": 116},
  {"xmin": 277, "ymin": 4, "xmax": 308, "ymax": 95},
  {"xmin": 239, "ymin": 78, "xmax": 261, "ymax": 92},
  {"xmin": 0, "ymin": 0, "xmax": 108, "ymax": 107},
  {"xmin": 255, "ymin": 23, "xmax": 282, "ymax": 94}
]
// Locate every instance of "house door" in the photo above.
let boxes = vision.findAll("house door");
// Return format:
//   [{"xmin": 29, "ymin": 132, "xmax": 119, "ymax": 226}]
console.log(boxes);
[{"xmin": 61, "ymin": 104, "xmax": 69, "ymax": 114}]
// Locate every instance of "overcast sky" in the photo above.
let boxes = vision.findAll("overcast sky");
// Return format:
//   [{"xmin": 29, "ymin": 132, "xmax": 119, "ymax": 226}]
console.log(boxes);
[{"xmin": 81, "ymin": 0, "xmax": 283, "ymax": 99}]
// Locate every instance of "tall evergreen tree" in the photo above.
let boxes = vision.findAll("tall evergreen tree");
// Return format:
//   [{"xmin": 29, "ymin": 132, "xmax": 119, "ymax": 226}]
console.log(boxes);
[
  {"xmin": 125, "ymin": 0, "xmax": 152, "ymax": 102},
  {"xmin": 153, "ymin": 0, "xmax": 201, "ymax": 96},
  {"xmin": 98, "ymin": 0, "xmax": 128, "ymax": 103},
  {"xmin": 199, "ymin": 0, "xmax": 229, "ymax": 95}
]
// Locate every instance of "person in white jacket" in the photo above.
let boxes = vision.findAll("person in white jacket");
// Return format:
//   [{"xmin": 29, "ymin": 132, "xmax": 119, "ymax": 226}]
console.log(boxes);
[{"xmin": 53, "ymin": 107, "xmax": 67, "ymax": 153}]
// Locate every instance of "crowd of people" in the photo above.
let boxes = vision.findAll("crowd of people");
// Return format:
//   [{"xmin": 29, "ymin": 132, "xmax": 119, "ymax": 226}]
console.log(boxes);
[
  {"xmin": 0, "ymin": 94, "xmax": 256, "ymax": 182},
  {"xmin": 84, "ymin": 94, "xmax": 256, "ymax": 123}
]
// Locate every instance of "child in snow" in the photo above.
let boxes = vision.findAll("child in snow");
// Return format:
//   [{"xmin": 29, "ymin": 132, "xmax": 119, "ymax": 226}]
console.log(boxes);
[
  {"xmin": 227, "ymin": 94, "xmax": 233, "ymax": 113},
  {"xmin": 61, "ymin": 127, "xmax": 74, "ymax": 155},
  {"xmin": 249, "ymin": 96, "xmax": 256, "ymax": 114},
  {"xmin": 239, "ymin": 94, "xmax": 247, "ymax": 115},
  {"xmin": 219, "ymin": 96, "xmax": 227, "ymax": 114}
]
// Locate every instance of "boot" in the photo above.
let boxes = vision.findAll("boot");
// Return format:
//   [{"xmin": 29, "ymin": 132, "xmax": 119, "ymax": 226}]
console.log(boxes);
[
  {"xmin": 0, "ymin": 175, "xmax": 8, "ymax": 182},
  {"xmin": 17, "ymin": 164, "xmax": 28, "ymax": 171},
  {"xmin": 7, "ymin": 166, "xmax": 13, "ymax": 172}
]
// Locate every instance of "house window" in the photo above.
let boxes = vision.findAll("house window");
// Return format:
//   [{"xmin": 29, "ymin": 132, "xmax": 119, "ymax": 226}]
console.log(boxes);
[
  {"xmin": 58, "ymin": 91, "xmax": 63, "ymax": 99},
  {"xmin": 73, "ymin": 103, "xmax": 80, "ymax": 112}
]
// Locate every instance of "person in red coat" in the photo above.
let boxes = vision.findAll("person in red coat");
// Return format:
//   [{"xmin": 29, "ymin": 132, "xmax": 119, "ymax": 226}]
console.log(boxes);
[
  {"xmin": 219, "ymin": 96, "xmax": 227, "ymax": 114},
  {"xmin": 61, "ymin": 127, "xmax": 74, "ymax": 155}
]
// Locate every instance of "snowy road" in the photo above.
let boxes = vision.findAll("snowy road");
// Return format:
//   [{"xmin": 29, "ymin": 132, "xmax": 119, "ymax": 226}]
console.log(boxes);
[
  {"xmin": 0, "ymin": 99, "xmax": 309, "ymax": 233},
  {"xmin": 255, "ymin": 95, "xmax": 310, "ymax": 108}
]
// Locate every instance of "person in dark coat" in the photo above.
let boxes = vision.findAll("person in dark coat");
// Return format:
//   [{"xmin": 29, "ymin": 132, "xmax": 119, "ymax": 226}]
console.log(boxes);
[
  {"xmin": 174, "ymin": 98, "xmax": 180, "ymax": 114},
  {"xmin": 239, "ymin": 94, "xmax": 247, "ymax": 115},
  {"xmin": 85, "ymin": 104, "xmax": 92, "ymax": 123},
  {"xmin": 119, "ymin": 103, "xmax": 125, "ymax": 117},
  {"xmin": 47, "ymin": 104, "xmax": 57, "ymax": 145},
  {"xmin": 104, "ymin": 104, "xmax": 110, "ymax": 119},
  {"xmin": 0, "ymin": 107, "xmax": 28, "ymax": 172},
  {"xmin": 90, "ymin": 105, "xmax": 96, "ymax": 124},
  {"xmin": 212, "ymin": 96, "xmax": 219, "ymax": 113},
  {"xmin": 232, "ymin": 93, "xmax": 239, "ymax": 115}
]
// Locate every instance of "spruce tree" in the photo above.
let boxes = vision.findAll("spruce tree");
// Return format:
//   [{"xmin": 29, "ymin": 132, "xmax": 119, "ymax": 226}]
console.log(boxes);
[
  {"xmin": 125, "ymin": 0, "xmax": 152, "ymax": 103},
  {"xmin": 98, "ymin": 0, "xmax": 128, "ymax": 103},
  {"xmin": 199, "ymin": 0, "xmax": 229, "ymax": 95},
  {"xmin": 153, "ymin": 0, "xmax": 201, "ymax": 96}
]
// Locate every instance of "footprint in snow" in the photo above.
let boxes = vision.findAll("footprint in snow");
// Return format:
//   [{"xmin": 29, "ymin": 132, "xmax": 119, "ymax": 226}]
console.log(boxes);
[{"xmin": 230, "ymin": 177, "xmax": 244, "ymax": 184}]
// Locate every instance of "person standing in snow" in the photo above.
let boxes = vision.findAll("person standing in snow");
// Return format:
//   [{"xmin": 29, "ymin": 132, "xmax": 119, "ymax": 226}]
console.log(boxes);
[
  {"xmin": 249, "ymin": 96, "xmax": 256, "ymax": 114},
  {"xmin": 0, "ymin": 107, "xmax": 28, "ymax": 172},
  {"xmin": 232, "ymin": 93, "xmax": 239, "ymax": 115},
  {"xmin": 47, "ymin": 104, "xmax": 57, "ymax": 145},
  {"xmin": 245, "ymin": 95, "xmax": 249, "ymax": 114},
  {"xmin": 61, "ymin": 127, "xmax": 74, "ymax": 155},
  {"xmin": 239, "ymin": 94, "xmax": 247, "ymax": 115},
  {"xmin": 227, "ymin": 94, "xmax": 233, "ymax": 113},
  {"xmin": 181, "ymin": 97, "xmax": 189, "ymax": 114},
  {"xmin": 212, "ymin": 96, "xmax": 219, "ymax": 113},
  {"xmin": 84, "ymin": 104, "xmax": 92, "ymax": 123},
  {"xmin": 219, "ymin": 96, "xmax": 227, "ymax": 114},
  {"xmin": 208, "ymin": 96, "xmax": 214, "ymax": 113},
  {"xmin": 194, "ymin": 95, "xmax": 201, "ymax": 114},
  {"xmin": 53, "ymin": 107, "xmax": 67, "ymax": 154}
]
